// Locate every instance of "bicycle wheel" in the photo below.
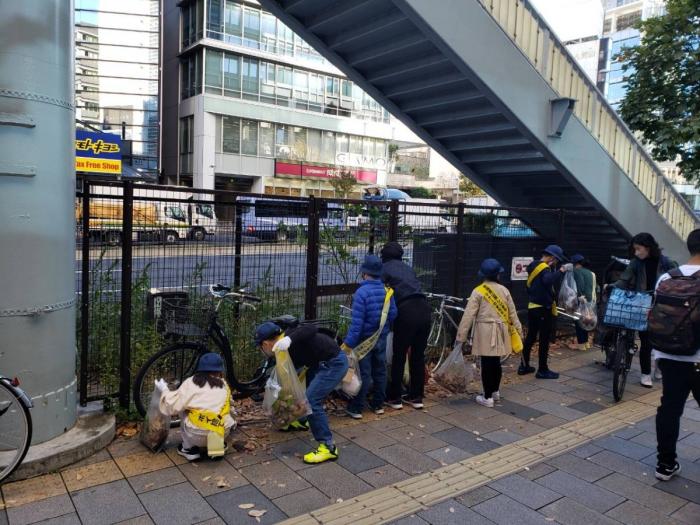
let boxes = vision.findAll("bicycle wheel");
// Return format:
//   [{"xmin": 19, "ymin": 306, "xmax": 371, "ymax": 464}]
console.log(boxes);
[
  {"xmin": 612, "ymin": 337, "xmax": 630, "ymax": 402},
  {"xmin": 133, "ymin": 342, "xmax": 205, "ymax": 418},
  {"xmin": 429, "ymin": 320, "xmax": 452, "ymax": 372},
  {"xmin": 227, "ymin": 338, "xmax": 273, "ymax": 397},
  {"xmin": 0, "ymin": 381, "xmax": 32, "ymax": 483}
]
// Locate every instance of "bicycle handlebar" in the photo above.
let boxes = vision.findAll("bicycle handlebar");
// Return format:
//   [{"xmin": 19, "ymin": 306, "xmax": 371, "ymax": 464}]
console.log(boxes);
[
  {"xmin": 209, "ymin": 284, "xmax": 261, "ymax": 303},
  {"xmin": 425, "ymin": 293, "xmax": 464, "ymax": 303}
]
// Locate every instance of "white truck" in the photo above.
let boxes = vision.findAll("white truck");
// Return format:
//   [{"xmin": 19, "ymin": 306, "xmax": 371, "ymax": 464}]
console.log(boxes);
[{"xmin": 77, "ymin": 184, "xmax": 217, "ymax": 244}]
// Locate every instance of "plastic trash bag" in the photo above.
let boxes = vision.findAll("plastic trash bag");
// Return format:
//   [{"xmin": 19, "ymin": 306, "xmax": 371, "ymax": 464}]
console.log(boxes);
[
  {"xmin": 576, "ymin": 298, "xmax": 598, "ymax": 331},
  {"xmin": 340, "ymin": 350, "xmax": 362, "ymax": 397},
  {"xmin": 140, "ymin": 387, "xmax": 169, "ymax": 452},
  {"xmin": 262, "ymin": 349, "xmax": 312, "ymax": 428},
  {"xmin": 559, "ymin": 271, "xmax": 579, "ymax": 313},
  {"xmin": 433, "ymin": 343, "xmax": 472, "ymax": 393}
]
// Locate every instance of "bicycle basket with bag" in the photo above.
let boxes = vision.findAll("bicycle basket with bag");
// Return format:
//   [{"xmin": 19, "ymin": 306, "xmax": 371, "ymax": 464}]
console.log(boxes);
[
  {"xmin": 603, "ymin": 288, "xmax": 652, "ymax": 332},
  {"xmin": 160, "ymin": 297, "xmax": 215, "ymax": 340}
]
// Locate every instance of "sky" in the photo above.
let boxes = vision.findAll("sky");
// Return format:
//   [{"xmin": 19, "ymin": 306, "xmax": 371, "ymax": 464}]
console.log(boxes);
[{"xmin": 529, "ymin": 0, "xmax": 606, "ymax": 41}]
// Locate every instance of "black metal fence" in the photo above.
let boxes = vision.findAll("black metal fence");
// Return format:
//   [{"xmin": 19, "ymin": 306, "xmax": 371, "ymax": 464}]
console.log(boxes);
[{"xmin": 76, "ymin": 180, "xmax": 621, "ymax": 407}]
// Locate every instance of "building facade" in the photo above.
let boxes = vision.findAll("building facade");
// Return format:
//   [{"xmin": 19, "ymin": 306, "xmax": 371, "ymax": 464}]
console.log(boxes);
[
  {"xmin": 162, "ymin": 0, "xmax": 420, "ymax": 198},
  {"xmin": 75, "ymin": 0, "xmax": 161, "ymax": 178}
]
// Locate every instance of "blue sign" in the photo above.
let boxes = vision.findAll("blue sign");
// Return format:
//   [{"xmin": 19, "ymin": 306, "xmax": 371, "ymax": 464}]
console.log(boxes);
[{"xmin": 75, "ymin": 130, "xmax": 122, "ymax": 174}]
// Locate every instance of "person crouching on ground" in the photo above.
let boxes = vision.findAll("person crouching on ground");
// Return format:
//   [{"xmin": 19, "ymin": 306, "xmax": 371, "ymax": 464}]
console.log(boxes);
[
  {"xmin": 254, "ymin": 321, "xmax": 348, "ymax": 464},
  {"xmin": 455, "ymin": 259, "xmax": 523, "ymax": 407},
  {"xmin": 342, "ymin": 254, "xmax": 397, "ymax": 419},
  {"xmin": 158, "ymin": 353, "xmax": 236, "ymax": 461}
]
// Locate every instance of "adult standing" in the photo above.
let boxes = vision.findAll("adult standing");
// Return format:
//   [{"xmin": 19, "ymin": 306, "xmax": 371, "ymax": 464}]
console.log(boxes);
[
  {"xmin": 380, "ymin": 241, "xmax": 432, "ymax": 409},
  {"xmin": 572, "ymin": 254, "xmax": 595, "ymax": 350}
]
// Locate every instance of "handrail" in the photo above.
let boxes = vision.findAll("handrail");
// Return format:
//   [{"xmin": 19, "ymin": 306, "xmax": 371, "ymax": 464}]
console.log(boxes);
[{"xmin": 478, "ymin": 0, "xmax": 697, "ymax": 240}]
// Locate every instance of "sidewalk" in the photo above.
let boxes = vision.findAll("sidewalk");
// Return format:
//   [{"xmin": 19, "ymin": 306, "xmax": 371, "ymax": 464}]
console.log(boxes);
[{"xmin": 1, "ymin": 346, "xmax": 698, "ymax": 525}]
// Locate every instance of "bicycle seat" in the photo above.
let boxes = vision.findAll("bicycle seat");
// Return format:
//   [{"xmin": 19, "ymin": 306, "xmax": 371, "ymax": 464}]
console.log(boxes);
[
  {"xmin": 269, "ymin": 315, "xmax": 300, "ymax": 330},
  {"xmin": 211, "ymin": 284, "xmax": 231, "ymax": 294}
]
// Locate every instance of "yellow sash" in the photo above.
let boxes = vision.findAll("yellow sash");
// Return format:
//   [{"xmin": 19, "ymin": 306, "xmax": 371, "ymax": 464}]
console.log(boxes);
[
  {"xmin": 187, "ymin": 385, "xmax": 231, "ymax": 437},
  {"xmin": 349, "ymin": 286, "xmax": 395, "ymax": 361},
  {"xmin": 526, "ymin": 262, "xmax": 558, "ymax": 316},
  {"xmin": 475, "ymin": 284, "xmax": 523, "ymax": 353}
]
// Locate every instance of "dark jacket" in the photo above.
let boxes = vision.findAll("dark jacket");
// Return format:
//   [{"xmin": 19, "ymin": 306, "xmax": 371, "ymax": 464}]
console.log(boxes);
[
  {"xmin": 343, "ymin": 279, "xmax": 398, "ymax": 349},
  {"xmin": 380, "ymin": 242, "xmax": 425, "ymax": 305},
  {"xmin": 526, "ymin": 260, "xmax": 564, "ymax": 308},
  {"xmin": 573, "ymin": 267, "xmax": 594, "ymax": 302},
  {"xmin": 613, "ymin": 255, "xmax": 677, "ymax": 292},
  {"xmin": 287, "ymin": 324, "xmax": 340, "ymax": 369}
]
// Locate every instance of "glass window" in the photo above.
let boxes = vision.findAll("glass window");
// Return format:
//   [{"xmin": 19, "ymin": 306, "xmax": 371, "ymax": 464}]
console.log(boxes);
[
  {"xmin": 241, "ymin": 119, "xmax": 258, "ymax": 155},
  {"xmin": 205, "ymin": 50, "xmax": 222, "ymax": 94},
  {"xmin": 223, "ymin": 53, "xmax": 240, "ymax": 97},
  {"xmin": 259, "ymin": 121, "xmax": 274, "ymax": 157},
  {"xmin": 350, "ymin": 135, "xmax": 362, "ymax": 155},
  {"xmin": 374, "ymin": 140, "xmax": 386, "ymax": 159},
  {"xmin": 342, "ymin": 80, "xmax": 352, "ymax": 98},
  {"xmin": 275, "ymin": 124, "xmax": 290, "ymax": 158},
  {"xmin": 290, "ymin": 127, "xmax": 306, "ymax": 160},
  {"xmin": 307, "ymin": 128, "xmax": 322, "ymax": 163},
  {"xmin": 277, "ymin": 65, "xmax": 292, "ymax": 86},
  {"xmin": 243, "ymin": 7, "xmax": 261, "ymax": 48},
  {"xmin": 215, "ymin": 115, "xmax": 222, "ymax": 153},
  {"xmin": 336, "ymin": 133, "xmax": 349, "ymax": 153},
  {"xmin": 276, "ymin": 66, "xmax": 292, "ymax": 107},
  {"xmin": 242, "ymin": 57, "xmax": 259, "ymax": 100},
  {"xmin": 224, "ymin": 0, "xmax": 242, "ymax": 44},
  {"xmin": 616, "ymin": 11, "xmax": 642, "ymax": 31},
  {"xmin": 261, "ymin": 13, "xmax": 276, "ymax": 52},
  {"xmin": 207, "ymin": 0, "xmax": 223, "ymax": 39},
  {"xmin": 362, "ymin": 137, "xmax": 373, "ymax": 158},
  {"xmin": 309, "ymin": 73, "xmax": 323, "ymax": 112},
  {"xmin": 326, "ymin": 77, "xmax": 339, "ymax": 96},
  {"xmin": 293, "ymin": 70, "xmax": 308, "ymax": 110},
  {"xmin": 222, "ymin": 115, "xmax": 240, "ymax": 154},
  {"xmin": 181, "ymin": 53, "xmax": 201, "ymax": 99},
  {"xmin": 260, "ymin": 62, "xmax": 275, "ymax": 104},
  {"xmin": 321, "ymin": 131, "xmax": 335, "ymax": 164}
]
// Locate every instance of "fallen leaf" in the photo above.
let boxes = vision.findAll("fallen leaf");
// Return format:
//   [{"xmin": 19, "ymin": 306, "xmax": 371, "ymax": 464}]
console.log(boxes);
[
  {"xmin": 238, "ymin": 504, "xmax": 255, "ymax": 509},
  {"xmin": 472, "ymin": 431, "xmax": 480, "ymax": 435},
  {"xmin": 336, "ymin": 498, "xmax": 344, "ymax": 503},
  {"xmin": 216, "ymin": 476, "xmax": 231, "ymax": 488},
  {"xmin": 449, "ymin": 507, "xmax": 455, "ymax": 513},
  {"xmin": 76, "ymin": 473, "xmax": 84, "ymax": 481},
  {"xmin": 418, "ymin": 424, "xmax": 425, "ymax": 428},
  {"xmin": 523, "ymin": 467, "xmax": 530, "ymax": 471},
  {"xmin": 277, "ymin": 483, "xmax": 286, "ymax": 488},
  {"xmin": 144, "ymin": 483, "xmax": 155, "ymax": 490},
  {"xmin": 202, "ymin": 476, "xmax": 212, "ymax": 482},
  {"xmin": 444, "ymin": 448, "xmax": 451, "ymax": 453},
  {"xmin": 545, "ymin": 518, "xmax": 555, "ymax": 522},
  {"xmin": 248, "ymin": 509, "xmax": 267, "ymax": 518},
  {"xmin": 476, "ymin": 438, "xmax": 484, "ymax": 442}
]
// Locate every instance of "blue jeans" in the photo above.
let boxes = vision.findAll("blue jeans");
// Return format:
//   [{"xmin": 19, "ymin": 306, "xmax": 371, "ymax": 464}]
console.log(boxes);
[
  {"xmin": 305, "ymin": 352, "xmax": 348, "ymax": 446},
  {"xmin": 348, "ymin": 335, "xmax": 387, "ymax": 413}
]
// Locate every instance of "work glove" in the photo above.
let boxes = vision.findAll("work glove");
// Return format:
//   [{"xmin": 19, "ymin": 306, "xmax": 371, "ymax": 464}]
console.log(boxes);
[
  {"xmin": 273, "ymin": 336, "xmax": 292, "ymax": 353},
  {"xmin": 340, "ymin": 342, "xmax": 352, "ymax": 354},
  {"xmin": 154, "ymin": 378, "xmax": 168, "ymax": 392},
  {"xmin": 562, "ymin": 263, "xmax": 574, "ymax": 272}
]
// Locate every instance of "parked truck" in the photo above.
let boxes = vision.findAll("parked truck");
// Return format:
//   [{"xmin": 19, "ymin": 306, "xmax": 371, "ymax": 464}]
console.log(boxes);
[{"xmin": 76, "ymin": 184, "xmax": 217, "ymax": 244}]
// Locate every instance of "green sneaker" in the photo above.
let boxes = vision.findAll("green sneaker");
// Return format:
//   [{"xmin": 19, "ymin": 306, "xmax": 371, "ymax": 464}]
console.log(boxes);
[
  {"xmin": 303, "ymin": 443, "xmax": 339, "ymax": 464},
  {"xmin": 280, "ymin": 420, "xmax": 310, "ymax": 432}
]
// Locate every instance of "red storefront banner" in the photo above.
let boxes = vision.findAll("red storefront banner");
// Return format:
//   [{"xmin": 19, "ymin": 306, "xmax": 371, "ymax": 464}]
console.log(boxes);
[{"xmin": 275, "ymin": 160, "xmax": 377, "ymax": 184}]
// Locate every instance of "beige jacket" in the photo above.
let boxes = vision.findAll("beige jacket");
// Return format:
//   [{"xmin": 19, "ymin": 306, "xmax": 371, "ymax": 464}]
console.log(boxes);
[
  {"xmin": 456, "ymin": 282, "xmax": 523, "ymax": 357},
  {"xmin": 160, "ymin": 377, "xmax": 236, "ymax": 432}
]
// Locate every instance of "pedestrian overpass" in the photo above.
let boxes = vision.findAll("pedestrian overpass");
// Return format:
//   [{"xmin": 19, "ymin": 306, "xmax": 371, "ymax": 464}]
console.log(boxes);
[{"xmin": 258, "ymin": 0, "xmax": 696, "ymax": 260}]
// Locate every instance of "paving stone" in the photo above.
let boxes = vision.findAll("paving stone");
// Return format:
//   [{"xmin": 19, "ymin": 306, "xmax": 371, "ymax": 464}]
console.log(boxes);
[
  {"xmin": 271, "ymin": 487, "xmax": 331, "ymax": 517},
  {"xmin": 489, "ymin": 474, "xmax": 561, "ymax": 510},
  {"xmin": 504, "ymin": 382, "xmax": 541, "ymax": 393},
  {"xmin": 546, "ymin": 454, "xmax": 613, "ymax": 482},
  {"xmin": 357, "ymin": 464, "xmax": 411, "ymax": 488},
  {"xmin": 531, "ymin": 414, "xmax": 569, "ymax": 429},
  {"xmin": 518, "ymin": 463, "xmax": 557, "ymax": 481},
  {"xmin": 587, "ymin": 451, "xmax": 657, "ymax": 485},
  {"xmin": 654, "ymin": 476, "xmax": 700, "ymax": 505},
  {"xmin": 423, "ymin": 403, "xmax": 456, "ymax": 417},
  {"xmin": 225, "ymin": 449, "xmax": 276, "ymax": 470},
  {"xmin": 59, "ymin": 449, "xmax": 112, "ymax": 471},
  {"xmin": 72, "ymin": 480, "xmax": 146, "ymax": 525},
  {"xmin": 0, "ymin": 510, "xmax": 6, "ymax": 525},
  {"xmin": 613, "ymin": 425, "xmax": 645, "ymax": 440},
  {"xmin": 539, "ymin": 497, "xmax": 623, "ymax": 525},
  {"xmin": 671, "ymin": 501, "xmax": 700, "ymax": 524},
  {"xmin": 270, "ymin": 438, "xmax": 316, "ymax": 471},
  {"xmin": 482, "ymin": 429, "xmax": 523, "ymax": 445},
  {"xmin": 567, "ymin": 389, "xmax": 610, "ymax": 403},
  {"xmin": 418, "ymin": 499, "xmax": 496, "ymax": 525},
  {"xmin": 114, "ymin": 451, "xmax": 174, "ymax": 478},
  {"xmin": 568, "ymin": 401, "xmax": 606, "ymax": 414},
  {"xmin": 493, "ymin": 400, "xmax": 546, "ymax": 421},
  {"xmin": 207, "ymin": 484, "xmax": 285, "ymax": 525},
  {"xmin": 426, "ymin": 445, "xmax": 473, "ymax": 466},
  {"xmin": 1, "ymin": 474, "xmax": 66, "ymax": 508},
  {"xmin": 537, "ymin": 470, "xmax": 625, "ymax": 513},
  {"xmin": 669, "ymin": 458, "xmax": 700, "ymax": 483},
  {"xmin": 595, "ymin": 436, "xmax": 656, "ymax": 460},
  {"xmin": 528, "ymin": 390, "xmax": 582, "ymax": 406},
  {"xmin": 530, "ymin": 401, "xmax": 588, "ymax": 421},
  {"xmin": 432, "ymin": 427, "xmax": 500, "ymax": 456},
  {"xmin": 163, "ymin": 446, "xmax": 190, "ymax": 467},
  {"xmin": 178, "ymin": 459, "xmax": 249, "ymax": 497},
  {"xmin": 605, "ymin": 500, "xmax": 684, "ymax": 525},
  {"xmin": 473, "ymin": 494, "xmax": 555, "ymax": 525},
  {"xmin": 396, "ymin": 411, "xmax": 453, "ymax": 433},
  {"xmin": 537, "ymin": 380, "xmax": 578, "ymax": 394},
  {"xmin": 298, "ymin": 462, "xmax": 372, "ymax": 500},
  {"xmin": 335, "ymin": 442, "xmax": 386, "ymax": 474},
  {"xmin": 139, "ymin": 482, "xmax": 216, "ymax": 525},
  {"xmin": 385, "ymin": 514, "xmax": 430, "ymax": 525},
  {"xmin": 115, "ymin": 516, "xmax": 155, "ymax": 525},
  {"xmin": 366, "ymin": 417, "xmax": 408, "ymax": 432},
  {"xmin": 108, "ymin": 439, "xmax": 149, "ymax": 458},
  {"xmin": 61, "ymin": 459, "xmax": 123, "ymax": 493},
  {"xmin": 5, "ymin": 495, "xmax": 74, "ymax": 525},
  {"xmin": 596, "ymin": 472, "xmax": 686, "ymax": 515},
  {"xmin": 437, "ymin": 411, "xmax": 503, "ymax": 434},
  {"xmin": 239, "ymin": 459, "xmax": 311, "ymax": 499},
  {"xmin": 337, "ymin": 426, "xmax": 396, "ymax": 450},
  {"xmin": 374, "ymin": 443, "xmax": 442, "ymax": 475},
  {"xmin": 390, "ymin": 426, "xmax": 450, "ymax": 452},
  {"xmin": 571, "ymin": 443, "xmax": 604, "ymax": 459},
  {"xmin": 456, "ymin": 485, "xmax": 500, "ymax": 507},
  {"xmin": 128, "ymin": 466, "xmax": 187, "ymax": 494}
]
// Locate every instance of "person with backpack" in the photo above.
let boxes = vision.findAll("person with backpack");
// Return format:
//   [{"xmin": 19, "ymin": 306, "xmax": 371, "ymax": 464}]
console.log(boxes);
[
  {"xmin": 647, "ymin": 229, "xmax": 700, "ymax": 481},
  {"xmin": 455, "ymin": 259, "xmax": 523, "ymax": 407},
  {"xmin": 572, "ymin": 254, "xmax": 595, "ymax": 351},
  {"xmin": 342, "ymin": 254, "xmax": 397, "ymax": 419},
  {"xmin": 613, "ymin": 232, "xmax": 677, "ymax": 387},
  {"xmin": 380, "ymin": 241, "xmax": 432, "ymax": 410},
  {"xmin": 520, "ymin": 245, "xmax": 569, "ymax": 379}
]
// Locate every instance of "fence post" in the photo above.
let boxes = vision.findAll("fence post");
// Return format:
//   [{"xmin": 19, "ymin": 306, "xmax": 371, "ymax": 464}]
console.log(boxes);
[
  {"xmin": 388, "ymin": 200, "xmax": 399, "ymax": 242},
  {"xmin": 304, "ymin": 196, "xmax": 320, "ymax": 320},
  {"xmin": 233, "ymin": 198, "xmax": 243, "ymax": 319},
  {"xmin": 79, "ymin": 180, "xmax": 91, "ymax": 406},
  {"xmin": 119, "ymin": 181, "xmax": 134, "ymax": 409},
  {"xmin": 453, "ymin": 203, "xmax": 465, "ymax": 297}
]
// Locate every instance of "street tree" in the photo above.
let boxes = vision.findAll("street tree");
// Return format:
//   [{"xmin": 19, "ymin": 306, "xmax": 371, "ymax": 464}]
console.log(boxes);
[
  {"xmin": 459, "ymin": 176, "xmax": 485, "ymax": 197},
  {"xmin": 328, "ymin": 169, "xmax": 357, "ymax": 198}
]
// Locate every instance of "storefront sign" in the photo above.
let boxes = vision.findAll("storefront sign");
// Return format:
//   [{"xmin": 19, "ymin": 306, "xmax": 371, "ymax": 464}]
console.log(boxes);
[
  {"xmin": 75, "ymin": 130, "xmax": 122, "ymax": 174},
  {"xmin": 511, "ymin": 257, "xmax": 534, "ymax": 281},
  {"xmin": 275, "ymin": 161, "xmax": 377, "ymax": 184}
]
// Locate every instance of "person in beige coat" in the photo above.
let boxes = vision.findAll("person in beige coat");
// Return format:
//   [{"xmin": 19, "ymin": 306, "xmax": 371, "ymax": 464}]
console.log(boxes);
[{"xmin": 456, "ymin": 259, "xmax": 523, "ymax": 408}]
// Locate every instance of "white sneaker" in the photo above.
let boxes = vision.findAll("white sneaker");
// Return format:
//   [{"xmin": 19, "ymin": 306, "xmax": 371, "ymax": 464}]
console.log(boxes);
[
  {"xmin": 475, "ymin": 395, "xmax": 494, "ymax": 408},
  {"xmin": 640, "ymin": 374, "xmax": 653, "ymax": 388},
  {"xmin": 345, "ymin": 409, "xmax": 363, "ymax": 419},
  {"xmin": 492, "ymin": 391, "xmax": 501, "ymax": 402}
]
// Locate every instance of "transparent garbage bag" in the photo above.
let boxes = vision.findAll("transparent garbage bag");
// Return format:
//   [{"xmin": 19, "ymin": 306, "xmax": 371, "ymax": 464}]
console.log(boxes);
[
  {"xmin": 140, "ymin": 387, "xmax": 169, "ymax": 452},
  {"xmin": 340, "ymin": 350, "xmax": 362, "ymax": 397},
  {"xmin": 433, "ymin": 343, "xmax": 472, "ymax": 393},
  {"xmin": 262, "ymin": 348, "xmax": 312, "ymax": 428},
  {"xmin": 559, "ymin": 271, "xmax": 579, "ymax": 313},
  {"xmin": 576, "ymin": 298, "xmax": 598, "ymax": 331}
]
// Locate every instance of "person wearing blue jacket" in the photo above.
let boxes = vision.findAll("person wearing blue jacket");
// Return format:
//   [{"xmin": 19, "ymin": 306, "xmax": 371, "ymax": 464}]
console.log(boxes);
[{"xmin": 342, "ymin": 254, "xmax": 397, "ymax": 419}]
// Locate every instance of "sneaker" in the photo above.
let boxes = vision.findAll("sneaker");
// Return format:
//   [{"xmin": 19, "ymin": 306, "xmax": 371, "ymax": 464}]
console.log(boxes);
[
  {"xmin": 640, "ymin": 374, "xmax": 653, "ymax": 388},
  {"xmin": 536, "ymin": 369, "xmax": 560, "ymax": 380},
  {"xmin": 177, "ymin": 444, "xmax": 201, "ymax": 461},
  {"xmin": 402, "ymin": 396, "xmax": 424, "ymax": 409},
  {"xmin": 653, "ymin": 364, "xmax": 663, "ymax": 381},
  {"xmin": 492, "ymin": 391, "xmax": 501, "ymax": 402},
  {"xmin": 475, "ymin": 395, "xmax": 494, "ymax": 408},
  {"xmin": 280, "ymin": 420, "xmax": 310, "ymax": 432},
  {"xmin": 345, "ymin": 409, "xmax": 363, "ymax": 420},
  {"xmin": 655, "ymin": 462, "xmax": 681, "ymax": 481},
  {"xmin": 372, "ymin": 407, "xmax": 385, "ymax": 415},
  {"xmin": 303, "ymin": 443, "xmax": 339, "ymax": 464},
  {"xmin": 385, "ymin": 399, "xmax": 403, "ymax": 410},
  {"xmin": 518, "ymin": 364, "xmax": 536, "ymax": 376}
]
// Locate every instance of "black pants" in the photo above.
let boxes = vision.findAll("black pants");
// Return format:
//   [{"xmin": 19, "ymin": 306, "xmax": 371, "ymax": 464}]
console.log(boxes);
[
  {"xmin": 638, "ymin": 331, "xmax": 652, "ymax": 375},
  {"xmin": 575, "ymin": 324, "xmax": 589, "ymax": 345},
  {"xmin": 656, "ymin": 359, "xmax": 700, "ymax": 466},
  {"xmin": 481, "ymin": 356, "xmax": 502, "ymax": 398},
  {"xmin": 388, "ymin": 297, "xmax": 431, "ymax": 401},
  {"xmin": 522, "ymin": 307, "xmax": 553, "ymax": 371}
]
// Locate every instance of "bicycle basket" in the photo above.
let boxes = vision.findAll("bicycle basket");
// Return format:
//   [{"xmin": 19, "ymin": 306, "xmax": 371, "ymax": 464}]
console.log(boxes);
[
  {"xmin": 603, "ymin": 288, "xmax": 652, "ymax": 331},
  {"xmin": 160, "ymin": 297, "xmax": 215, "ymax": 339}
]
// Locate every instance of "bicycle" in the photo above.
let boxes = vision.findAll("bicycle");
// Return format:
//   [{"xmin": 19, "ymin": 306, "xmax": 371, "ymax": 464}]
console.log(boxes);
[
  {"xmin": 425, "ymin": 293, "xmax": 467, "ymax": 371},
  {"xmin": 0, "ymin": 375, "xmax": 33, "ymax": 483}
]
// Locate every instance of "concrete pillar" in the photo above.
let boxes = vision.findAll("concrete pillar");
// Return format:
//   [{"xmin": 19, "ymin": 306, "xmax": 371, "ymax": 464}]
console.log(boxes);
[
  {"xmin": 193, "ymin": 101, "xmax": 216, "ymax": 190},
  {"xmin": 0, "ymin": 0, "xmax": 77, "ymax": 442}
]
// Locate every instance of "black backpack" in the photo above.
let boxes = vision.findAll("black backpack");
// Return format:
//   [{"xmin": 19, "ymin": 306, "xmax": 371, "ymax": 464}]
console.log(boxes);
[{"xmin": 648, "ymin": 269, "xmax": 700, "ymax": 355}]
